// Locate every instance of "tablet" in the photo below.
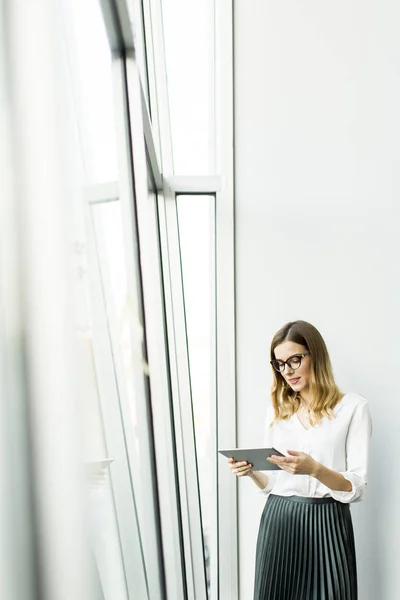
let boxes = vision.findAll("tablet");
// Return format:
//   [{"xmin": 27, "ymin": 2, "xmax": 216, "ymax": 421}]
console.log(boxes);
[{"xmin": 218, "ymin": 447, "xmax": 285, "ymax": 471}]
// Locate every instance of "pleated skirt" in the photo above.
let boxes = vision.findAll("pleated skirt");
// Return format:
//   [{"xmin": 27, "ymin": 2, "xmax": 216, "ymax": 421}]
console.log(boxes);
[{"xmin": 254, "ymin": 494, "xmax": 357, "ymax": 600}]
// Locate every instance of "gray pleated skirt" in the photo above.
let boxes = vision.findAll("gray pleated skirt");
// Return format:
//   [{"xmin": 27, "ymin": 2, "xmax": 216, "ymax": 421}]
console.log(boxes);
[{"xmin": 254, "ymin": 494, "xmax": 357, "ymax": 600}]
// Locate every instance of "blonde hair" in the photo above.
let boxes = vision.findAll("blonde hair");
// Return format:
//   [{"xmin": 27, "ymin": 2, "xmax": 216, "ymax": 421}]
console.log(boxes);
[{"xmin": 270, "ymin": 320, "xmax": 342, "ymax": 426}]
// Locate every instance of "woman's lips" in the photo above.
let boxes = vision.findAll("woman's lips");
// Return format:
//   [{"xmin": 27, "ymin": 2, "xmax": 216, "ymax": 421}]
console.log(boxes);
[{"xmin": 288, "ymin": 377, "xmax": 301, "ymax": 385}]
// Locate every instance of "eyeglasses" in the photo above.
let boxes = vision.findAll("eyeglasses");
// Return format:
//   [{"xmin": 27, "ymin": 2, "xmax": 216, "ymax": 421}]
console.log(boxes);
[{"xmin": 270, "ymin": 352, "xmax": 311, "ymax": 373}]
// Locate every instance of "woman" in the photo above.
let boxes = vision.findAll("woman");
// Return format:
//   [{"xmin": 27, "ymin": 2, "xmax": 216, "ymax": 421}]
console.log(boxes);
[{"xmin": 228, "ymin": 320, "xmax": 372, "ymax": 600}]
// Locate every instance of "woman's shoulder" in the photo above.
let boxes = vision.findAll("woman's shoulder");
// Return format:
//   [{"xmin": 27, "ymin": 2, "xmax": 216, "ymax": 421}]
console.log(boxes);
[{"xmin": 337, "ymin": 391, "xmax": 368, "ymax": 413}]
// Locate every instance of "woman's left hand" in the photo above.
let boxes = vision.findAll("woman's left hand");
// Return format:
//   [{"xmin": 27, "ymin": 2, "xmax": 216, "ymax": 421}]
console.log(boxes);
[{"xmin": 267, "ymin": 450, "xmax": 318, "ymax": 477}]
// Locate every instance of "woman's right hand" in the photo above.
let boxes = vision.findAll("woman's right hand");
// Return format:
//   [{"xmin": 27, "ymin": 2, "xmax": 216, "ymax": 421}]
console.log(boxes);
[{"xmin": 227, "ymin": 457, "xmax": 253, "ymax": 477}]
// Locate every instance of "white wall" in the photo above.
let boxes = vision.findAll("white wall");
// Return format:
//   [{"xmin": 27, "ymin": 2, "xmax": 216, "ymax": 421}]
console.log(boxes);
[{"xmin": 234, "ymin": 2, "xmax": 400, "ymax": 599}]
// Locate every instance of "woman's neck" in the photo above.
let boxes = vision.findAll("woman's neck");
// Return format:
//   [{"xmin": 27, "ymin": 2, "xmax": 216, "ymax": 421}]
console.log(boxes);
[{"xmin": 298, "ymin": 389, "xmax": 314, "ymax": 408}]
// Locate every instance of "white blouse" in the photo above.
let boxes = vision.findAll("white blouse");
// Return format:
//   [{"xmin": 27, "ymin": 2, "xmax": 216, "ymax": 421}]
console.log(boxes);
[{"xmin": 260, "ymin": 392, "xmax": 372, "ymax": 503}]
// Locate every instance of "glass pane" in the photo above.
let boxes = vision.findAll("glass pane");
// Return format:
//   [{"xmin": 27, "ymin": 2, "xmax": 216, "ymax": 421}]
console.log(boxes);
[
  {"xmin": 162, "ymin": 0, "xmax": 215, "ymax": 175},
  {"xmin": 72, "ymin": 198, "xmax": 131, "ymax": 600},
  {"xmin": 91, "ymin": 198, "xmax": 160, "ymax": 599},
  {"xmin": 61, "ymin": 0, "xmax": 149, "ymax": 597},
  {"xmin": 62, "ymin": 0, "xmax": 118, "ymax": 185},
  {"xmin": 177, "ymin": 195, "xmax": 216, "ymax": 597},
  {"xmin": 90, "ymin": 200, "xmax": 142, "ymax": 481}
]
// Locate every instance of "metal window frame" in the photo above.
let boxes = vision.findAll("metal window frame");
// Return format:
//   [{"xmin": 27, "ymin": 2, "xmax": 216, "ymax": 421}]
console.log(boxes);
[
  {"xmin": 111, "ymin": 55, "xmax": 169, "ymax": 599},
  {"xmin": 141, "ymin": 0, "xmax": 163, "ymax": 169},
  {"xmin": 159, "ymin": 187, "xmax": 209, "ymax": 600},
  {"xmin": 144, "ymin": 0, "xmax": 174, "ymax": 174},
  {"xmin": 122, "ymin": 51, "xmax": 189, "ymax": 600},
  {"xmin": 170, "ymin": 167, "xmax": 237, "ymax": 600},
  {"xmin": 129, "ymin": 0, "xmax": 152, "ymax": 115},
  {"xmin": 166, "ymin": 4, "xmax": 237, "ymax": 599},
  {"xmin": 215, "ymin": 1, "xmax": 237, "ymax": 598},
  {"xmin": 165, "ymin": 176, "xmax": 222, "ymax": 195},
  {"xmin": 144, "ymin": 6, "xmax": 220, "ymax": 594},
  {"xmin": 117, "ymin": 3, "xmax": 221, "ymax": 600},
  {"xmin": 99, "ymin": 3, "xmax": 201, "ymax": 600},
  {"xmin": 148, "ymin": 0, "xmax": 237, "ymax": 596},
  {"xmin": 175, "ymin": 192, "xmax": 219, "ymax": 600}
]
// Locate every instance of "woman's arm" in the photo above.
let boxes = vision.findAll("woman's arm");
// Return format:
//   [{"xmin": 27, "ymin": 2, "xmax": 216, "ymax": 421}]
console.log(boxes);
[
  {"xmin": 248, "ymin": 470, "xmax": 270, "ymax": 490},
  {"xmin": 312, "ymin": 462, "xmax": 352, "ymax": 491},
  {"xmin": 227, "ymin": 458, "xmax": 271, "ymax": 490},
  {"xmin": 267, "ymin": 450, "xmax": 352, "ymax": 491}
]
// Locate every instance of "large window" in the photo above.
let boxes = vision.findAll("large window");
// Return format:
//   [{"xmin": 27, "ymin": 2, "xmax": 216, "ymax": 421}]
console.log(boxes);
[{"xmin": 2, "ymin": 0, "xmax": 227, "ymax": 598}]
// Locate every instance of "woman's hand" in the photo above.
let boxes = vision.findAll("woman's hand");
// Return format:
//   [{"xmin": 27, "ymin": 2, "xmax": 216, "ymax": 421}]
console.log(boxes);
[
  {"xmin": 267, "ymin": 450, "xmax": 318, "ymax": 477},
  {"xmin": 227, "ymin": 457, "xmax": 253, "ymax": 477}
]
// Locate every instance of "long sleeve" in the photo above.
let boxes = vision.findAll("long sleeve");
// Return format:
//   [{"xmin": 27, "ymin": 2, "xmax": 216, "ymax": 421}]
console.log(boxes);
[
  {"xmin": 330, "ymin": 400, "xmax": 372, "ymax": 503},
  {"xmin": 259, "ymin": 405, "xmax": 279, "ymax": 495}
]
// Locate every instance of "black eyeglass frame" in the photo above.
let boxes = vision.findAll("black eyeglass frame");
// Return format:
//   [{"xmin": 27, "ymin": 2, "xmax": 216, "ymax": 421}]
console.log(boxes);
[{"xmin": 270, "ymin": 352, "xmax": 311, "ymax": 373}]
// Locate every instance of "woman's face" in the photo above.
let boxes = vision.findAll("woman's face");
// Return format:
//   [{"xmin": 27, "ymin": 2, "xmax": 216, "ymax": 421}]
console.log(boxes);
[{"xmin": 273, "ymin": 341, "xmax": 312, "ymax": 393}]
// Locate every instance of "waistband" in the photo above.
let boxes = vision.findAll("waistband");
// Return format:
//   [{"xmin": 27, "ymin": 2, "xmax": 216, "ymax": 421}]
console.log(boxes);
[{"xmin": 269, "ymin": 494, "xmax": 340, "ymax": 505}]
